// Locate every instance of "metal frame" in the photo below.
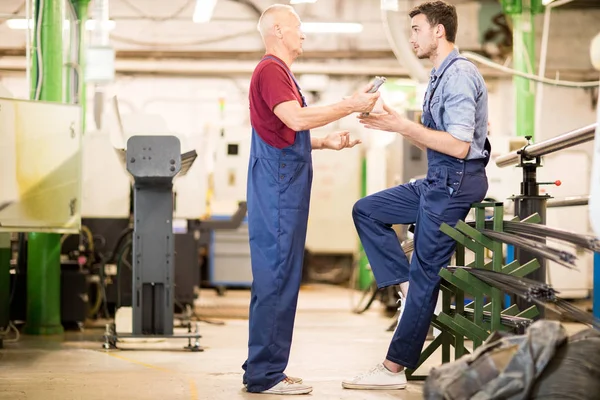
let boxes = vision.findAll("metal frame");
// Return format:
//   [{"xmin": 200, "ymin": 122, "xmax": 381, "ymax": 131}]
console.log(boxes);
[
  {"xmin": 406, "ymin": 202, "xmax": 538, "ymax": 380},
  {"xmin": 408, "ymin": 123, "xmax": 600, "ymax": 379}
]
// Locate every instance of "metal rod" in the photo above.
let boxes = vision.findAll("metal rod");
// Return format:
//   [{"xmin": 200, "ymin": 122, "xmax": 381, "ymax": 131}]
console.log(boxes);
[
  {"xmin": 460, "ymin": 307, "xmax": 532, "ymax": 330},
  {"xmin": 467, "ymin": 220, "xmax": 600, "ymax": 252},
  {"xmin": 496, "ymin": 123, "xmax": 598, "ymax": 168},
  {"xmin": 480, "ymin": 229, "xmax": 578, "ymax": 269},
  {"xmin": 547, "ymin": 195, "xmax": 590, "ymax": 208}
]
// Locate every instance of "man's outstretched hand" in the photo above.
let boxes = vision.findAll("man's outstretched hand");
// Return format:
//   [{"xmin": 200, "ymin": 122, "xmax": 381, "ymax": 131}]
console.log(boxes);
[
  {"xmin": 357, "ymin": 101, "xmax": 404, "ymax": 133},
  {"xmin": 321, "ymin": 131, "xmax": 361, "ymax": 150}
]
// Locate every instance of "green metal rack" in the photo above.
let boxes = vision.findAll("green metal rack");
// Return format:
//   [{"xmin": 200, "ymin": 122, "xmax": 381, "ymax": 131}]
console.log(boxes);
[{"xmin": 406, "ymin": 202, "xmax": 541, "ymax": 380}]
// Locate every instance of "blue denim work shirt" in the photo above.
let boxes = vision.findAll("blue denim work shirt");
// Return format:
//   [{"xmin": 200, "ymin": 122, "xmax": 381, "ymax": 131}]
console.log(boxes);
[{"xmin": 422, "ymin": 48, "xmax": 489, "ymax": 160}]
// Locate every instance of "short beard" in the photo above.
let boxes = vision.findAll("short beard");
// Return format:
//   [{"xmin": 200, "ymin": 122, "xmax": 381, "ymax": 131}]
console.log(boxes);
[{"xmin": 419, "ymin": 42, "xmax": 438, "ymax": 60}]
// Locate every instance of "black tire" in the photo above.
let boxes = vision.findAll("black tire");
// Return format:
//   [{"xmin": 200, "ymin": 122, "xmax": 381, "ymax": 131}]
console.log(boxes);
[{"xmin": 529, "ymin": 328, "xmax": 600, "ymax": 399}]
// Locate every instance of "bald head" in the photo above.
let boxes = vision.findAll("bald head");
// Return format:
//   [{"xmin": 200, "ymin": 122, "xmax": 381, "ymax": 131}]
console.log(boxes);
[
  {"xmin": 257, "ymin": 4, "xmax": 298, "ymax": 39},
  {"xmin": 257, "ymin": 4, "xmax": 305, "ymax": 61}
]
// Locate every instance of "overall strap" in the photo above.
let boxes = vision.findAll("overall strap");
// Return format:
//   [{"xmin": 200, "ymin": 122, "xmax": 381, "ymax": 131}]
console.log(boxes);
[
  {"xmin": 261, "ymin": 55, "xmax": 303, "ymax": 97},
  {"xmin": 427, "ymin": 57, "xmax": 470, "ymax": 104}
]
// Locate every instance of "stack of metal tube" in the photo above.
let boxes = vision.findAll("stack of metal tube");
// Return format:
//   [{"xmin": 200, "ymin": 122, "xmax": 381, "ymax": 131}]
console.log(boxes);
[
  {"xmin": 466, "ymin": 220, "xmax": 600, "ymax": 269},
  {"xmin": 447, "ymin": 267, "xmax": 600, "ymax": 330}
]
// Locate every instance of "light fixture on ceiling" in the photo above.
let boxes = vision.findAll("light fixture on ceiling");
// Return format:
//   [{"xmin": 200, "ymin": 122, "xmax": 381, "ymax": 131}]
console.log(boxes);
[
  {"xmin": 380, "ymin": 0, "xmax": 399, "ymax": 11},
  {"xmin": 193, "ymin": 0, "xmax": 217, "ymax": 23},
  {"xmin": 301, "ymin": 22, "xmax": 363, "ymax": 34},
  {"xmin": 5, "ymin": 19, "xmax": 33, "ymax": 29},
  {"xmin": 290, "ymin": 0, "xmax": 318, "ymax": 4},
  {"xmin": 5, "ymin": 18, "xmax": 116, "ymax": 31},
  {"xmin": 542, "ymin": 0, "xmax": 556, "ymax": 5}
]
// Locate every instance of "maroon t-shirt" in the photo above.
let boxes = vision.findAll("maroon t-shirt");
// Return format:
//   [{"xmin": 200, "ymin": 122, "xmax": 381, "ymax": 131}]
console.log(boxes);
[{"xmin": 249, "ymin": 54, "xmax": 304, "ymax": 149}]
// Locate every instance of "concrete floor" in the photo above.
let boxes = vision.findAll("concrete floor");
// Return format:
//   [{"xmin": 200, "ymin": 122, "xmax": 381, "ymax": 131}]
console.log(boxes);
[
  {"xmin": 0, "ymin": 284, "xmax": 588, "ymax": 399},
  {"xmin": 0, "ymin": 284, "xmax": 429, "ymax": 399}
]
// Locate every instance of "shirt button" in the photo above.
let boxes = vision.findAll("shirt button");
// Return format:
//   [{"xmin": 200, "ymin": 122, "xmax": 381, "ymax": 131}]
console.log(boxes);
[
  {"xmin": 280, "ymin": 175, "xmax": 285, "ymax": 180},
  {"xmin": 281, "ymin": 163, "xmax": 286, "ymax": 168}
]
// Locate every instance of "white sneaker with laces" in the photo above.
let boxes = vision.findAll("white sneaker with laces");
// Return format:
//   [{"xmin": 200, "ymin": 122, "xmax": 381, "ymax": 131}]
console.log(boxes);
[
  {"xmin": 342, "ymin": 363, "xmax": 407, "ymax": 390},
  {"xmin": 261, "ymin": 377, "xmax": 313, "ymax": 395},
  {"xmin": 244, "ymin": 376, "xmax": 302, "ymax": 388}
]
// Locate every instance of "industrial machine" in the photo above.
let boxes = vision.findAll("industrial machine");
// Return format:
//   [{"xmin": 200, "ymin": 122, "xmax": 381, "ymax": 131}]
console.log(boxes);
[
  {"xmin": 486, "ymin": 134, "xmax": 594, "ymax": 299},
  {"xmin": 102, "ymin": 134, "xmax": 247, "ymax": 350},
  {"xmin": 103, "ymin": 135, "xmax": 203, "ymax": 349},
  {"xmin": 1, "ymin": 94, "xmax": 83, "ymax": 346}
]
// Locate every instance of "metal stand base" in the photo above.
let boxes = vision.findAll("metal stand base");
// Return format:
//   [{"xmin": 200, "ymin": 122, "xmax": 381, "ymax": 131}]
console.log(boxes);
[{"xmin": 102, "ymin": 323, "xmax": 204, "ymax": 352}]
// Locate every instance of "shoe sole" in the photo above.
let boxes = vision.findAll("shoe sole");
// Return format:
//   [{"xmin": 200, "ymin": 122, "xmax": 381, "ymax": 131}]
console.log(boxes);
[
  {"xmin": 243, "ymin": 378, "xmax": 303, "ymax": 388},
  {"xmin": 342, "ymin": 382, "xmax": 407, "ymax": 390},
  {"xmin": 262, "ymin": 388, "xmax": 313, "ymax": 395}
]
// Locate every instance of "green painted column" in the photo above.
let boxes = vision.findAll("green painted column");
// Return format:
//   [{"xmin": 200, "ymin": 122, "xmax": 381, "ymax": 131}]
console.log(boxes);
[
  {"xmin": 0, "ymin": 234, "xmax": 10, "ymax": 330},
  {"xmin": 502, "ymin": 0, "xmax": 543, "ymax": 140},
  {"xmin": 512, "ymin": 6, "xmax": 536, "ymax": 139},
  {"xmin": 25, "ymin": 0, "xmax": 65, "ymax": 336}
]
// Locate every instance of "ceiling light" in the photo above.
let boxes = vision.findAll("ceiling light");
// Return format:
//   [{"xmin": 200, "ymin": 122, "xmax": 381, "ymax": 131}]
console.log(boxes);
[
  {"xmin": 5, "ymin": 18, "xmax": 115, "ymax": 31},
  {"xmin": 5, "ymin": 19, "xmax": 31, "ymax": 30},
  {"xmin": 380, "ymin": 0, "xmax": 399, "ymax": 11},
  {"xmin": 542, "ymin": 0, "xmax": 556, "ymax": 4},
  {"xmin": 290, "ymin": 0, "xmax": 318, "ymax": 4},
  {"xmin": 193, "ymin": 0, "xmax": 217, "ymax": 23},
  {"xmin": 301, "ymin": 22, "xmax": 363, "ymax": 34}
]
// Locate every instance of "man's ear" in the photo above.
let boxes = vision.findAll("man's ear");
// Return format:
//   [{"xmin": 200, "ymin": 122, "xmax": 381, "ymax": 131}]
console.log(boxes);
[
  {"xmin": 435, "ymin": 24, "xmax": 445, "ymax": 39},
  {"xmin": 275, "ymin": 24, "xmax": 283, "ymax": 38}
]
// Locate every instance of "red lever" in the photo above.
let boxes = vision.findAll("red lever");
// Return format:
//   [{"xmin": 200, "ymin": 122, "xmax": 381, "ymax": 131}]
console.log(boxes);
[{"xmin": 539, "ymin": 180, "xmax": 561, "ymax": 186}]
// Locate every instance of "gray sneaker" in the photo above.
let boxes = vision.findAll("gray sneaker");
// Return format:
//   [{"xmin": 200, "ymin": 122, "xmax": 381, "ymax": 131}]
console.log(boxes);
[
  {"xmin": 244, "ymin": 376, "xmax": 302, "ymax": 387},
  {"xmin": 342, "ymin": 363, "xmax": 407, "ymax": 390},
  {"xmin": 261, "ymin": 377, "xmax": 313, "ymax": 395}
]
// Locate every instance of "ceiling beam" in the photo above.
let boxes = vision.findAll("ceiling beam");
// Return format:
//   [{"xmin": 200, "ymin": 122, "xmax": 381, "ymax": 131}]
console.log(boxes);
[
  {"xmin": 0, "ymin": 48, "xmax": 397, "ymax": 60},
  {"xmin": 0, "ymin": 48, "xmax": 597, "ymax": 81}
]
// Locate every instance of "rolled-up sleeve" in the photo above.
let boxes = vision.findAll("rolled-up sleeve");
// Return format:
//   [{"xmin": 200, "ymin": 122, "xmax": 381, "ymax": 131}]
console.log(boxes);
[{"xmin": 442, "ymin": 72, "xmax": 478, "ymax": 143}]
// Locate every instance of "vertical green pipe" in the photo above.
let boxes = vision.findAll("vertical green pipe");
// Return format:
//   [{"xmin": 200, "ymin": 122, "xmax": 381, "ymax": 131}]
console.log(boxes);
[
  {"xmin": 501, "ymin": 0, "xmax": 539, "ymax": 140},
  {"xmin": 25, "ymin": 0, "xmax": 65, "ymax": 336},
  {"xmin": 74, "ymin": 0, "xmax": 90, "ymax": 132},
  {"xmin": 0, "ymin": 234, "xmax": 10, "ymax": 330},
  {"xmin": 358, "ymin": 157, "xmax": 372, "ymax": 290},
  {"xmin": 512, "ymin": 5, "xmax": 536, "ymax": 140}
]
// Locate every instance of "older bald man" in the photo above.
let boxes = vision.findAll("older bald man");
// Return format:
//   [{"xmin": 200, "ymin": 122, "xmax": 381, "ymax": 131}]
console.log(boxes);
[{"xmin": 241, "ymin": 4, "xmax": 379, "ymax": 395}]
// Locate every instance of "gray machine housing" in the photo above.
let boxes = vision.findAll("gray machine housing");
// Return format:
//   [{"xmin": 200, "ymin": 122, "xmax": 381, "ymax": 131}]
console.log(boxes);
[
  {"xmin": 126, "ymin": 135, "xmax": 184, "ymax": 335},
  {"xmin": 102, "ymin": 134, "xmax": 247, "ymax": 350}
]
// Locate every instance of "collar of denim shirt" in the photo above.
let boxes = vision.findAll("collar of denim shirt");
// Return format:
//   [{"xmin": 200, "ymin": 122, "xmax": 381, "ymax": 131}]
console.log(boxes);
[{"xmin": 430, "ymin": 47, "xmax": 460, "ymax": 82}]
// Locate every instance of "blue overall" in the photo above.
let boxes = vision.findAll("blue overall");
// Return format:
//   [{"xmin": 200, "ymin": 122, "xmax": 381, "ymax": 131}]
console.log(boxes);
[
  {"xmin": 242, "ymin": 56, "xmax": 313, "ymax": 392},
  {"xmin": 352, "ymin": 56, "xmax": 491, "ymax": 369}
]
